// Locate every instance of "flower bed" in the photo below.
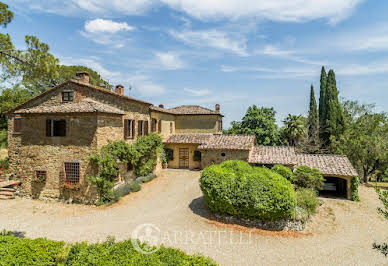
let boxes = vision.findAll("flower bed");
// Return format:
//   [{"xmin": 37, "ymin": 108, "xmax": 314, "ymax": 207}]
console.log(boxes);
[{"xmin": 62, "ymin": 182, "xmax": 80, "ymax": 191}]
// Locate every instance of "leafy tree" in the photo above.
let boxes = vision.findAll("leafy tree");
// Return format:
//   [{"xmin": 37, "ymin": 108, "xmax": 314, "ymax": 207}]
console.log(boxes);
[
  {"xmin": 0, "ymin": 2, "xmax": 13, "ymax": 27},
  {"xmin": 282, "ymin": 114, "xmax": 306, "ymax": 146},
  {"xmin": 373, "ymin": 187, "xmax": 388, "ymax": 256},
  {"xmin": 331, "ymin": 101, "xmax": 388, "ymax": 182},
  {"xmin": 55, "ymin": 65, "xmax": 111, "ymax": 89},
  {"xmin": 319, "ymin": 66, "xmax": 328, "ymax": 141},
  {"xmin": 308, "ymin": 84, "xmax": 319, "ymax": 147},
  {"xmin": 0, "ymin": 85, "xmax": 32, "ymax": 128},
  {"xmin": 226, "ymin": 105, "xmax": 280, "ymax": 145}
]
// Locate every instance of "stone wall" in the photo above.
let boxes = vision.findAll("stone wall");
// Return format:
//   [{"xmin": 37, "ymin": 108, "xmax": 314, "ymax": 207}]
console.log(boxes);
[
  {"xmin": 201, "ymin": 150, "xmax": 250, "ymax": 169},
  {"xmin": 175, "ymin": 115, "xmax": 222, "ymax": 134},
  {"xmin": 150, "ymin": 111, "xmax": 175, "ymax": 138},
  {"xmin": 8, "ymin": 113, "xmax": 99, "ymax": 203},
  {"xmin": 164, "ymin": 143, "xmax": 202, "ymax": 169},
  {"xmin": 96, "ymin": 114, "xmax": 123, "ymax": 148}
]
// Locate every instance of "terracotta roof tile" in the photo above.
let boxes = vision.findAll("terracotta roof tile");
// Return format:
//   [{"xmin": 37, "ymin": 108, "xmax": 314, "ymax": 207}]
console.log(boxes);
[
  {"xmin": 163, "ymin": 134, "xmax": 213, "ymax": 144},
  {"xmin": 248, "ymin": 146, "xmax": 297, "ymax": 165},
  {"xmin": 14, "ymin": 99, "xmax": 125, "ymax": 115},
  {"xmin": 198, "ymin": 135, "xmax": 256, "ymax": 150},
  {"xmin": 150, "ymin": 105, "xmax": 223, "ymax": 116},
  {"xmin": 296, "ymin": 154, "xmax": 358, "ymax": 177}
]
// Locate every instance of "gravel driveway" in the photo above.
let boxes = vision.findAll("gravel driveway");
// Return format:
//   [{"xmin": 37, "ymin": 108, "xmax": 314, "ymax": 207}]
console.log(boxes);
[{"xmin": 0, "ymin": 169, "xmax": 387, "ymax": 265}]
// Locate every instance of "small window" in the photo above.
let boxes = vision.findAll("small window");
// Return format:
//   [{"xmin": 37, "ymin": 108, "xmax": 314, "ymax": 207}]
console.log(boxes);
[
  {"xmin": 158, "ymin": 120, "xmax": 162, "ymax": 133},
  {"xmin": 221, "ymin": 153, "xmax": 226, "ymax": 157},
  {"xmin": 193, "ymin": 150, "xmax": 201, "ymax": 161},
  {"xmin": 144, "ymin": 120, "xmax": 149, "ymax": 135},
  {"xmin": 170, "ymin": 122, "xmax": 173, "ymax": 134},
  {"xmin": 138, "ymin": 120, "xmax": 144, "ymax": 136},
  {"xmin": 124, "ymin": 119, "xmax": 134, "ymax": 139},
  {"xmin": 64, "ymin": 162, "xmax": 80, "ymax": 183},
  {"xmin": 46, "ymin": 119, "xmax": 66, "ymax": 137},
  {"xmin": 35, "ymin": 170, "xmax": 47, "ymax": 183},
  {"xmin": 62, "ymin": 91, "xmax": 74, "ymax": 102},
  {"xmin": 13, "ymin": 117, "xmax": 22, "ymax": 134},
  {"xmin": 127, "ymin": 162, "xmax": 133, "ymax": 171},
  {"xmin": 151, "ymin": 118, "xmax": 157, "ymax": 132}
]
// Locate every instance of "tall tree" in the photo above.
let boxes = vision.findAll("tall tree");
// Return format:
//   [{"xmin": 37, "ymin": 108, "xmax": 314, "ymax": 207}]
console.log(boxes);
[
  {"xmin": 318, "ymin": 66, "xmax": 328, "ymax": 143},
  {"xmin": 282, "ymin": 114, "xmax": 306, "ymax": 146},
  {"xmin": 0, "ymin": 2, "xmax": 13, "ymax": 27},
  {"xmin": 331, "ymin": 101, "xmax": 388, "ymax": 182},
  {"xmin": 326, "ymin": 69, "xmax": 344, "ymax": 143},
  {"xmin": 226, "ymin": 105, "xmax": 280, "ymax": 145},
  {"xmin": 308, "ymin": 84, "xmax": 319, "ymax": 147}
]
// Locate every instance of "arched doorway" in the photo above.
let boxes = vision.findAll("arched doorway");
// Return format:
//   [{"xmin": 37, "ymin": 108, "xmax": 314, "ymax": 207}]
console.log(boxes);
[{"xmin": 319, "ymin": 176, "xmax": 347, "ymax": 198}]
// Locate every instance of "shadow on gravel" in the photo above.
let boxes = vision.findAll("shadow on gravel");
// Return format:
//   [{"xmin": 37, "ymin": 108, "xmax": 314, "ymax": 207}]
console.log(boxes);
[{"xmin": 189, "ymin": 196, "xmax": 216, "ymax": 220}]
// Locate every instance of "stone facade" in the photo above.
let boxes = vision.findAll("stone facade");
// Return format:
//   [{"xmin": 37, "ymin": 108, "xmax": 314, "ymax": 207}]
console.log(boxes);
[
  {"xmin": 7, "ymin": 76, "xmax": 225, "ymax": 203},
  {"xmin": 164, "ymin": 143, "xmax": 202, "ymax": 169}
]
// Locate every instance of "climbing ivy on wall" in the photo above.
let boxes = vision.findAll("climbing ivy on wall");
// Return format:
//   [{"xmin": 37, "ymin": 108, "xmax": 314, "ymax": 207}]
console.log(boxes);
[
  {"xmin": 351, "ymin": 176, "xmax": 360, "ymax": 201},
  {"xmin": 88, "ymin": 133, "xmax": 163, "ymax": 204}
]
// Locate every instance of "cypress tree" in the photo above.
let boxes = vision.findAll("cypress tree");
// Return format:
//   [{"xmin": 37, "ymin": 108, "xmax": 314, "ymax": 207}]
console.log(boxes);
[
  {"xmin": 325, "ymin": 69, "xmax": 344, "ymax": 145},
  {"xmin": 319, "ymin": 66, "xmax": 328, "ymax": 141},
  {"xmin": 308, "ymin": 84, "xmax": 319, "ymax": 146}
]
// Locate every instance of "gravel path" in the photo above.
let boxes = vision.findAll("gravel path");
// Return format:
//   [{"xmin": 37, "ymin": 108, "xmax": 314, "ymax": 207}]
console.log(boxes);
[{"xmin": 0, "ymin": 169, "xmax": 387, "ymax": 265}]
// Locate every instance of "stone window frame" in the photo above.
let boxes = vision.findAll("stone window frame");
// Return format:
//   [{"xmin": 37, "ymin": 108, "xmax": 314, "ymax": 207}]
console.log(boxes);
[
  {"xmin": 13, "ymin": 117, "xmax": 22, "ymax": 134},
  {"xmin": 61, "ymin": 90, "xmax": 74, "ymax": 102},
  {"xmin": 63, "ymin": 161, "xmax": 80, "ymax": 183},
  {"xmin": 46, "ymin": 119, "xmax": 67, "ymax": 137},
  {"xmin": 158, "ymin": 120, "xmax": 162, "ymax": 133},
  {"xmin": 169, "ymin": 122, "xmax": 173, "ymax": 134},
  {"xmin": 138, "ymin": 120, "xmax": 149, "ymax": 136}
]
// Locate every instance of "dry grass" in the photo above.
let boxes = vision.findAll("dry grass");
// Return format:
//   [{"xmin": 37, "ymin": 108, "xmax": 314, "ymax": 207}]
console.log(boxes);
[
  {"xmin": 0, "ymin": 149, "xmax": 7, "ymax": 160},
  {"xmin": 366, "ymin": 182, "xmax": 388, "ymax": 189}
]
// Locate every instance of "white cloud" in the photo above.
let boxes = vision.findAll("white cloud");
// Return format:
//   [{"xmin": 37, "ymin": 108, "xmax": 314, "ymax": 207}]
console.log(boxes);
[
  {"xmin": 154, "ymin": 52, "xmax": 185, "ymax": 70},
  {"xmin": 12, "ymin": 0, "xmax": 364, "ymax": 23},
  {"xmin": 84, "ymin": 19, "xmax": 134, "ymax": 33},
  {"xmin": 170, "ymin": 29, "xmax": 247, "ymax": 56},
  {"xmin": 162, "ymin": 0, "xmax": 363, "ymax": 23},
  {"xmin": 336, "ymin": 62, "xmax": 388, "ymax": 76},
  {"xmin": 183, "ymin": 88, "xmax": 210, "ymax": 96}
]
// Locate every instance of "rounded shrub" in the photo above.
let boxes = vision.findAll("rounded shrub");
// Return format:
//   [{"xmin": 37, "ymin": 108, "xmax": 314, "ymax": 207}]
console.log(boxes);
[
  {"xmin": 296, "ymin": 188, "xmax": 319, "ymax": 215},
  {"xmin": 271, "ymin": 164, "xmax": 295, "ymax": 182},
  {"xmin": 200, "ymin": 160, "xmax": 297, "ymax": 220},
  {"xmin": 294, "ymin": 165, "xmax": 325, "ymax": 190},
  {"xmin": 129, "ymin": 181, "xmax": 141, "ymax": 192}
]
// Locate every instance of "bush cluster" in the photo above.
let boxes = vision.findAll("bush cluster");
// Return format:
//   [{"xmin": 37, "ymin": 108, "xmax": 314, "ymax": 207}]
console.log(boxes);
[
  {"xmin": 295, "ymin": 188, "xmax": 320, "ymax": 215},
  {"xmin": 271, "ymin": 164, "xmax": 294, "ymax": 182},
  {"xmin": 0, "ymin": 234, "xmax": 217, "ymax": 265},
  {"xmin": 200, "ymin": 160, "xmax": 296, "ymax": 220},
  {"xmin": 294, "ymin": 165, "xmax": 325, "ymax": 190},
  {"xmin": 88, "ymin": 134, "xmax": 163, "ymax": 204},
  {"xmin": 0, "ymin": 157, "xmax": 9, "ymax": 169},
  {"xmin": 135, "ymin": 173, "xmax": 157, "ymax": 183},
  {"xmin": 129, "ymin": 181, "xmax": 141, "ymax": 192}
]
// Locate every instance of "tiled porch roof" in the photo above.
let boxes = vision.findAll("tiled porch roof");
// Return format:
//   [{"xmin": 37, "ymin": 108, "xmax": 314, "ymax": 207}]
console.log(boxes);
[
  {"xmin": 198, "ymin": 135, "xmax": 256, "ymax": 151},
  {"xmin": 163, "ymin": 134, "xmax": 213, "ymax": 144},
  {"xmin": 150, "ymin": 105, "xmax": 223, "ymax": 116},
  {"xmin": 248, "ymin": 146, "xmax": 297, "ymax": 165}
]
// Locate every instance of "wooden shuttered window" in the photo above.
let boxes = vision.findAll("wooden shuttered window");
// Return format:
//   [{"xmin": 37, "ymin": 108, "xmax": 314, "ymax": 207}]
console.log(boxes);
[
  {"xmin": 13, "ymin": 117, "xmax": 22, "ymax": 134},
  {"xmin": 144, "ymin": 121, "xmax": 149, "ymax": 135},
  {"xmin": 170, "ymin": 122, "xmax": 173, "ymax": 134},
  {"xmin": 124, "ymin": 119, "xmax": 135, "ymax": 139},
  {"xmin": 158, "ymin": 120, "xmax": 162, "ymax": 133},
  {"xmin": 138, "ymin": 120, "xmax": 143, "ymax": 136},
  {"xmin": 151, "ymin": 118, "xmax": 157, "ymax": 132},
  {"xmin": 46, "ymin": 119, "xmax": 52, "ymax": 137}
]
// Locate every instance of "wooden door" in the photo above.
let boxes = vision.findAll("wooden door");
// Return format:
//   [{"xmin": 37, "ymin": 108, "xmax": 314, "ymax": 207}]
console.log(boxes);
[{"xmin": 179, "ymin": 148, "xmax": 189, "ymax": 169}]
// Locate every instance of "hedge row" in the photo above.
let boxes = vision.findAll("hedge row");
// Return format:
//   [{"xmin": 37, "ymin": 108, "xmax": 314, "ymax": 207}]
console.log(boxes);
[
  {"xmin": 200, "ymin": 161, "xmax": 297, "ymax": 220},
  {"xmin": 0, "ymin": 234, "xmax": 217, "ymax": 265}
]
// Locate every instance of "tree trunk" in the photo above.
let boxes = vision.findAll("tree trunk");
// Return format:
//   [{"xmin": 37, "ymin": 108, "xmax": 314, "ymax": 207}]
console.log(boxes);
[{"xmin": 363, "ymin": 168, "xmax": 368, "ymax": 183}]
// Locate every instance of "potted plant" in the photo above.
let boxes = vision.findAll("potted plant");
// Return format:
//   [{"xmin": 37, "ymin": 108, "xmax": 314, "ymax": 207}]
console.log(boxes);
[{"xmin": 62, "ymin": 182, "xmax": 80, "ymax": 191}]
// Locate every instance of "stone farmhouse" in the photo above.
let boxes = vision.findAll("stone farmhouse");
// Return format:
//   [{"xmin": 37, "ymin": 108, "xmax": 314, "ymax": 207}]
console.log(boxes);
[{"xmin": 6, "ymin": 72, "xmax": 357, "ymax": 202}]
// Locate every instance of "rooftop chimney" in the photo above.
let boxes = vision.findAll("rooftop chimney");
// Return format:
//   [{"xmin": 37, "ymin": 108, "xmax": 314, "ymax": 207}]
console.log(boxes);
[
  {"xmin": 75, "ymin": 71, "xmax": 90, "ymax": 84},
  {"xmin": 159, "ymin": 104, "xmax": 164, "ymax": 108},
  {"xmin": 215, "ymin": 104, "xmax": 220, "ymax": 112},
  {"xmin": 115, "ymin": 85, "xmax": 124, "ymax": 95}
]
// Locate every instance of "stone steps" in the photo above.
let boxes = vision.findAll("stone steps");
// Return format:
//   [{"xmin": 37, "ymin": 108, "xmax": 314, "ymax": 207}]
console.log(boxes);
[
  {"xmin": 0, "ymin": 191, "xmax": 14, "ymax": 196},
  {"xmin": 0, "ymin": 195, "xmax": 15, "ymax": 200},
  {"xmin": 0, "ymin": 188, "xmax": 15, "ymax": 192}
]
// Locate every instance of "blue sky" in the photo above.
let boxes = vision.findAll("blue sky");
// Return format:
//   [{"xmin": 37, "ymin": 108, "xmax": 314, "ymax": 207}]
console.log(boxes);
[{"xmin": 5, "ymin": 0, "xmax": 388, "ymax": 127}]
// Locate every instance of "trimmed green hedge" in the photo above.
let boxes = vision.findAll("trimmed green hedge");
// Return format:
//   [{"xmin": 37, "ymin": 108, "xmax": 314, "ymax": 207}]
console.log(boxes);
[
  {"xmin": 294, "ymin": 165, "xmax": 325, "ymax": 190},
  {"xmin": 200, "ymin": 160, "xmax": 296, "ymax": 220},
  {"xmin": 0, "ymin": 234, "xmax": 217, "ymax": 265},
  {"xmin": 271, "ymin": 164, "xmax": 295, "ymax": 182}
]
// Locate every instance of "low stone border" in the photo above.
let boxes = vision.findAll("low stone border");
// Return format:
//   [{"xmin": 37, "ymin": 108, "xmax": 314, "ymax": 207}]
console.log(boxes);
[{"xmin": 214, "ymin": 213, "xmax": 306, "ymax": 231}]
